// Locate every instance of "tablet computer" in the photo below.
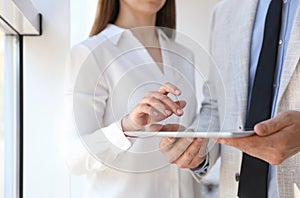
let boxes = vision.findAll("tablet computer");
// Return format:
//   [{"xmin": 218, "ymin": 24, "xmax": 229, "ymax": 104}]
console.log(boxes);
[{"xmin": 124, "ymin": 131, "xmax": 255, "ymax": 138}]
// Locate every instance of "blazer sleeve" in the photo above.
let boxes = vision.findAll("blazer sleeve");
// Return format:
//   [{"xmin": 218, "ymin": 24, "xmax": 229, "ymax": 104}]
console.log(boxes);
[
  {"xmin": 191, "ymin": 6, "xmax": 222, "ymax": 180},
  {"xmin": 63, "ymin": 44, "xmax": 132, "ymax": 175}
]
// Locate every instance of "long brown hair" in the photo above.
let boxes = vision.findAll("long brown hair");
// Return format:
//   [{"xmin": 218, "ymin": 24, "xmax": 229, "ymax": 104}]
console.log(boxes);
[{"xmin": 89, "ymin": 0, "xmax": 176, "ymax": 37}]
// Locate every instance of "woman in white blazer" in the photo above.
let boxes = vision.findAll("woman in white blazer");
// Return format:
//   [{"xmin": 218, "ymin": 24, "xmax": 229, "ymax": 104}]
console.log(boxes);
[{"xmin": 64, "ymin": 0, "xmax": 201, "ymax": 197}]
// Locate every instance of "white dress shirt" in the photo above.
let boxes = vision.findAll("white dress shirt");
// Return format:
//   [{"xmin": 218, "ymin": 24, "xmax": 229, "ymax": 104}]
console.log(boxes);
[{"xmin": 64, "ymin": 24, "xmax": 201, "ymax": 198}]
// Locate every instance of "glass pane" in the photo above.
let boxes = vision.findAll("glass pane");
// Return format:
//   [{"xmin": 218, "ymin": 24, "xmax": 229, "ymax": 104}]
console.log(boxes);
[{"xmin": 0, "ymin": 21, "xmax": 19, "ymax": 198}]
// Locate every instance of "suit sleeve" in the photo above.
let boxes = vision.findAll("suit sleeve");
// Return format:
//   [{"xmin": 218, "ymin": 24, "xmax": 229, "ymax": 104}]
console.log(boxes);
[{"xmin": 191, "ymin": 6, "xmax": 221, "ymax": 180}]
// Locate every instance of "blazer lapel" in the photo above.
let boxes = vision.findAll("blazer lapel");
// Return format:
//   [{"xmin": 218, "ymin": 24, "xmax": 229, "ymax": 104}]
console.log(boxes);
[
  {"xmin": 233, "ymin": 0, "xmax": 259, "ymax": 120},
  {"xmin": 276, "ymin": 6, "xmax": 300, "ymax": 110}
]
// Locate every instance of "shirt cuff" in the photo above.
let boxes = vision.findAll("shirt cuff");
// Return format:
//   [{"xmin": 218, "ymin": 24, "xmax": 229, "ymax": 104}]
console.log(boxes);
[
  {"xmin": 190, "ymin": 152, "xmax": 209, "ymax": 176},
  {"xmin": 102, "ymin": 120, "xmax": 132, "ymax": 151}
]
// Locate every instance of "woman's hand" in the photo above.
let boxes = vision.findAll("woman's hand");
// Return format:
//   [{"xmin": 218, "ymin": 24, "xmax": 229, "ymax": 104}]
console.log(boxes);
[
  {"xmin": 149, "ymin": 123, "xmax": 207, "ymax": 169},
  {"xmin": 122, "ymin": 83, "xmax": 186, "ymax": 131}
]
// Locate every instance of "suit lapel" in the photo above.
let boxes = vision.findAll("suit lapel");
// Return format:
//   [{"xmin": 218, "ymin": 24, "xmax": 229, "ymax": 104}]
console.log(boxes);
[
  {"xmin": 233, "ymin": 0, "xmax": 259, "ymax": 120},
  {"xmin": 276, "ymin": 5, "xmax": 300, "ymax": 110}
]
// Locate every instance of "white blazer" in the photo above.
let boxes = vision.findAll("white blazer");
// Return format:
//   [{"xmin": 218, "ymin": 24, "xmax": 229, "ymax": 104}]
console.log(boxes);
[
  {"xmin": 197, "ymin": 0, "xmax": 300, "ymax": 197},
  {"xmin": 64, "ymin": 24, "xmax": 202, "ymax": 198}
]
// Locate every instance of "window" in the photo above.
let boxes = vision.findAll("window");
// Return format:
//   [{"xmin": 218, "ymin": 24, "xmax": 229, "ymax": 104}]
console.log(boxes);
[{"xmin": 0, "ymin": 0, "xmax": 41, "ymax": 197}]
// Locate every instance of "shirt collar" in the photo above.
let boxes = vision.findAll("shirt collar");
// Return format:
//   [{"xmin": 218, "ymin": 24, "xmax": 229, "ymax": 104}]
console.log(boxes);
[
  {"xmin": 101, "ymin": 24, "xmax": 170, "ymax": 46},
  {"xmin": 101, "ymin": 24, "xmax": 126, "ymax": 45},
  {"xmin": 156, "ymin": 27, "xmax": 170, "ymax": 43}
]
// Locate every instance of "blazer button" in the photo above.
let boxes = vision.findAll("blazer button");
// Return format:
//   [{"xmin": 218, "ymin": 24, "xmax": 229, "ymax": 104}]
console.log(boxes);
[{"xmin": 235, "ymin": 173, "xmax": 240, "ymax": 182}]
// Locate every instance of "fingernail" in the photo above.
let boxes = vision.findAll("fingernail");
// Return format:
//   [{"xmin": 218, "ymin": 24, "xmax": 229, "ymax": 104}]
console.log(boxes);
[
  {"xmin": 165, "ymin": 110, "xmax": 172, "ymax": 115},
  {"xmin": 175, "ymin": 90, "xmax": 181, "ymax": 95},
  {"xmin": 187, "ymin": 138, "xmax": 194, "ymax": 142},
  {"xmin": 177, "ymin": 109, "xmax": 183, "ymax": 115},
  {"xmin": 168, "ymin": 137, "xmax": 175, "ymax": 143},
  {"xmin": 153, "ymin": 111, "xmax": 158, "ymax": 116},
  {"xmin": 255, "ymin": 123, "xmax": 266, "ymax": 135}
]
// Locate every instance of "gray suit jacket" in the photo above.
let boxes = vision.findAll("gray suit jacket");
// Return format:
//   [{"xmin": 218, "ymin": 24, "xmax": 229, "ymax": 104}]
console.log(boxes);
[{"xmin": 197, "ymin": 0, "xmax": 300, "ymax": 197}]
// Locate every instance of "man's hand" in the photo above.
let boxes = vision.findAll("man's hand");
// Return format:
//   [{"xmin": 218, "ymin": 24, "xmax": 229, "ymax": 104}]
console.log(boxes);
[
  {"xmin": 151, "ymin": 124, "xmax": 208, "ymax": 169},
  {"xmin": 216, "ymin": 111, "xmax": 300, "ymax": 165}
]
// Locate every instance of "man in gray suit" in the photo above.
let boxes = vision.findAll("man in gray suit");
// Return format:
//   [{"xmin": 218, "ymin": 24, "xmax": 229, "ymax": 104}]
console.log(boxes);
[{"xmin": 158, "ymin": 0, "xmax": 300, "ymax": 197}]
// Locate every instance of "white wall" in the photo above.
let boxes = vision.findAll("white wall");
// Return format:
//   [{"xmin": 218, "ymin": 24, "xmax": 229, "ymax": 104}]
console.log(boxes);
[
  {"xmin": 23, "ymin": 0, "xmax": 70, "ymax": 197},
  {"xmin": 177, "ymin": 0, "xmax": 220, "ymax": 48},
  {"xmin": 22, "ymin": 0, "xmax": 220, "ymax": 197}
]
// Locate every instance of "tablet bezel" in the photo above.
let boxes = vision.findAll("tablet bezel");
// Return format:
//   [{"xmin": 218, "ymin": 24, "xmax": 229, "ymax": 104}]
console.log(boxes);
[{"xmin": 124, "ymin": 131, "xmax": 255, "ymax": 138}]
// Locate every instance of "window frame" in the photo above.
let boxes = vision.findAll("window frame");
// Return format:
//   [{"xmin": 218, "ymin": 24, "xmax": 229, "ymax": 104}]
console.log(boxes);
[{"xmin": 0, "ymin": 0, "xmax": 42, "ymax": 198}]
